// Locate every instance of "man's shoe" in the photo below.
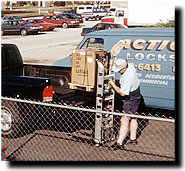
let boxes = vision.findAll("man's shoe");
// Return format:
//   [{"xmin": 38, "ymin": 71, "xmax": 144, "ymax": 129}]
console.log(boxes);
[
  {"xmin": 109, "ymin": 142, "xmax": 124, "ymax": 150},
  {"xmin": 127, "ymin": 139, "xmax": 138, "ymax": 145}
]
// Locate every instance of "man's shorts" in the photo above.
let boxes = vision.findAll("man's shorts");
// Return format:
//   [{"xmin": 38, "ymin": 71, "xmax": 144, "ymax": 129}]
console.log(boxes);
[{"xmin": 122, "ymin": 95, "xmax": 145, "ymax": 114}]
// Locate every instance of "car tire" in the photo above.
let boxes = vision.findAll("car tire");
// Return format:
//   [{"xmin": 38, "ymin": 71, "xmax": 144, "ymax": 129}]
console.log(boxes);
[
  {"xmin": 62, "ymin": 23, "xmax": 68, "ymax": 29},
  {"xmin": 1, "ymin": 101, "xmax": 26, "ymax": 138},
  {"xmin": 1, "ymin": 100, "xmax": 37, "ymax": 138},
  {"xmin": 20, "ymin": 29, "xmax": 27, "ymax": 36}
]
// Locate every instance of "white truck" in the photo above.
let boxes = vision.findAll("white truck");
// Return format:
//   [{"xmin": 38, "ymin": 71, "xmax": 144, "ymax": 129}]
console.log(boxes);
[
  {"xmin": 80, "ymin": 7, "xmax": 110, "ymax": 21},
  {"xmin": 102, "ymin": 0, "xmax": 174, "ymax": 27},
  {"xmin": 103, "ymin": 7, "xmax": 128, "ymax": 26}
]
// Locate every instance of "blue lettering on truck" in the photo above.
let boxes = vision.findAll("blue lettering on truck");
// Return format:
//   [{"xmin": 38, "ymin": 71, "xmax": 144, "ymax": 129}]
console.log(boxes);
[{"xmin": 53, "ymin": 28, "xmax": 175, "ymax": 110}]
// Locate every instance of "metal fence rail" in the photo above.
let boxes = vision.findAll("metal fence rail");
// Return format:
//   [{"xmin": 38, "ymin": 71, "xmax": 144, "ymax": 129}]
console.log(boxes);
[{"xmin": 1, "ymin": 97, "xmax": 175, "ymax": 161}]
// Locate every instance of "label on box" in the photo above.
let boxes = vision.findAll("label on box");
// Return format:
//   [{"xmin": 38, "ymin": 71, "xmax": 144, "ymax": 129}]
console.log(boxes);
[
  {"xmin": 87, "ymin": 57, "xmax": 93, "ymax": 63},
  {"xmin": 80, "ymin": 51, "xmax": 86, "ymax": 55}
]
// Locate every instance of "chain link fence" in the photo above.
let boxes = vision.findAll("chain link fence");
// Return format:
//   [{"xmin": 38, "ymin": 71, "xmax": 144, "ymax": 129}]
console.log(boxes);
[{"xmin": 1, "ymin": 97, "xmax": 175, "ymax": 161}]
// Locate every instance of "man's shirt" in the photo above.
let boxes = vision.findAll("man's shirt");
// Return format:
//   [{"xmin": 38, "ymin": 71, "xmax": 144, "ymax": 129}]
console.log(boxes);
[{"xmin": 119, "ymin": 63, "xmax": 140, "ymax": 96}]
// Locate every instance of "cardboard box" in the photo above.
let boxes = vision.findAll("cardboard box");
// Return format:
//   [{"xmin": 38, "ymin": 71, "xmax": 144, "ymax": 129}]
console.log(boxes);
[{"xmin": 70, "ymin": 49, "xmax": 106, "ymax": 91}]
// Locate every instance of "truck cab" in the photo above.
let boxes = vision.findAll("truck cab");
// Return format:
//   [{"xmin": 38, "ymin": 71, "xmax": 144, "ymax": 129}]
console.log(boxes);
[
  {"xmin": 53, "ymin": 28, "xmax": 175, "ymax": 110},
  {"xmin": 102, "ymin": 7, "xmax": 128, "ymax": 27}
]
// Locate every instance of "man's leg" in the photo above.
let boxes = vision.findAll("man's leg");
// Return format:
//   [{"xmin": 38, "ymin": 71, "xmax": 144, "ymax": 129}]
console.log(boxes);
[
  {"xmin": 117, "ymin": 116, "xmax": 130, "ymax": 145},
  {"xmin": 130, "ymin": 118, "xmax": 138, "ymax": 140}
]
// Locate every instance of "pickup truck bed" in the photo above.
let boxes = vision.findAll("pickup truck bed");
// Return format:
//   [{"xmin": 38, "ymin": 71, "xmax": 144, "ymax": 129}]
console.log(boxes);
[
  {"xmin": 24, "ymin": 64, "xmax": 72, "ymax": 96},
  {"xmin": 2, "ymin": 75, "xmax": 51, "ymax": 101},
  {"xmin": 23, "ymin": 64, "xmax": 95, "ymax": 106},
  {"xmin": 1, "ymin": 44, "xmax": 53, "ymax": 102}
]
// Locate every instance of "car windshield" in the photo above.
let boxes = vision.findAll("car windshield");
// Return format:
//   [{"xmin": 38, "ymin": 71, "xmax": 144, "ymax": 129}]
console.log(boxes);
[
  {"xmin": 57, "ymin": 15, "xmax": 65, "ymax": 19},
  {"xmin": 80, "ymin": 38, "xmax": 104, "ymax": 50},
  {"xmin": 65, "ymin": 14, "xmax": 74, "ymax": 19},
  {"xmin": 71, "ymin": 14, "xmax": 79, "ymax": 18},
  {"xmin": 108, "ymin": 24, "xmax": 124, "ymax": 28},
  {"xmin": 35, "ymin": 19, "xmax": 44, "ymax": 23},
  {"xmin": 16, "ymin": 20, "xmax": 24, "ymax": 24},
  {"xmin": 117, "ymin": 24, "xmax": 124, "ymax": 28}
]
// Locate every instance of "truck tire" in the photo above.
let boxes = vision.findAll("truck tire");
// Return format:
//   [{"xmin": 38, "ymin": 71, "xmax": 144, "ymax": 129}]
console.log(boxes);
[
  {"xmin": 1, "ymin": 101, "xmax": 27, "ymax": 138},
  {"xmin": 62, "ymin": 23, "xmax": 68, "ymax": 29},
  {"xmin": 20, "ymin": 29, "xmax": 27, "ymax": 36}
]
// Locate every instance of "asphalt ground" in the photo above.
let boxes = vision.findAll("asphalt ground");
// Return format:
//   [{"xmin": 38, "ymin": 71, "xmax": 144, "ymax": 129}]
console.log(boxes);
[
  {"xmin": 1, "ymin": 19, "xmax": 100, "ymax": 65},
  {"xmin": 2, "ymin": 119, "xmax": 175, "ymax": 161}
]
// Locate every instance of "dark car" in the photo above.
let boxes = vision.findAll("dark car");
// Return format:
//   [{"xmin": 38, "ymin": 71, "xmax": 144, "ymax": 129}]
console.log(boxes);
[
  {"xmin": 81, "ymin": 22, "xmax": 126, "ymax": 36},
  {"xmin": 1, "ymin": 20, "xmax": 43, "ymax": 36},
  {"xmin": 43, "ymin": 15, "xmax": 80, "ymax": 28},
  {"xmin": 58, "ymin": 13, "xmax": 83, "ymax": 23}
]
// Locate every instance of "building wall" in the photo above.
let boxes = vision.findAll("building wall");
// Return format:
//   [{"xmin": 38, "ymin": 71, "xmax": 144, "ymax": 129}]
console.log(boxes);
[{"xmin": 111, "ymin": 1, "xmax": 128, "ymax": 8}]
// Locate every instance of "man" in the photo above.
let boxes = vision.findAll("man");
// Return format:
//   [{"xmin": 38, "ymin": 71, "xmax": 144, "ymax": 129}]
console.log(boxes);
[{"xmin": 109, "ymin": 58, "xmax": 145, "ymax": 150}]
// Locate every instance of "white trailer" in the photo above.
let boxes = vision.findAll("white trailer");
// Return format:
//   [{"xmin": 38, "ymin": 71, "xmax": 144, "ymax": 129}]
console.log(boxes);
[{"xmin": 103, "ymin": 0, "xmax": 174, "ymax": 27}]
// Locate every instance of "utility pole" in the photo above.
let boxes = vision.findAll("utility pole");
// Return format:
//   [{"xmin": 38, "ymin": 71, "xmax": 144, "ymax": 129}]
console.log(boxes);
[
  {"xmin": 38, "ymin": 1, "xmax": 41, "ymax": 15},
  {"xmin": 10, "ymin": 1, "xmax": 13, "ymax": 10}
]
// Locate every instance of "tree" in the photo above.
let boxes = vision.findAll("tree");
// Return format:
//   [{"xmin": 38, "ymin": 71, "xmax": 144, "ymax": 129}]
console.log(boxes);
[{"xmin": 155, "ymin": 19, "xmax": 175, "ymax": 27}]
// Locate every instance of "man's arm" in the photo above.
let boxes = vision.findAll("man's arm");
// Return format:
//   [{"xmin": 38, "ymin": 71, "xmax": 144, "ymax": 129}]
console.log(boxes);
[{"xmin": 109, "ymin": 79, "xmax": 125, "ymax": 97}]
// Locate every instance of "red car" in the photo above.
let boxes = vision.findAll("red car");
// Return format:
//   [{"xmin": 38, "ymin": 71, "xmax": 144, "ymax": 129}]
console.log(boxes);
[
  {"xmin": 43, "ymin": 15, "xmax": 80, "ymax": 28},
  {"xmin": 21, "ymin": 19, "xmax": 57, "ymax": 31}
]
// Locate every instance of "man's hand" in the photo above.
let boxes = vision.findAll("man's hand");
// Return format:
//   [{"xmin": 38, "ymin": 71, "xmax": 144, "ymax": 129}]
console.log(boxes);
[
  {"xmin": 109, "ymin": 79, "xmax": 115, "ymax": 86},
  {"xmin": 109, "ymin": 79, "xmax": 125, "ymax": 97}
]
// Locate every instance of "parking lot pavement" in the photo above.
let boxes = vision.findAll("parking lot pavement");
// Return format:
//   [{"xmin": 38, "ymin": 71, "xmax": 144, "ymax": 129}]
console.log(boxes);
[
  {"xmin": 1, "ymin": 20, "xmax": 100, "ymax": 65},
  {"xmin": 2, "ymin": 120, "xmax": 174, "ymax": 161}
]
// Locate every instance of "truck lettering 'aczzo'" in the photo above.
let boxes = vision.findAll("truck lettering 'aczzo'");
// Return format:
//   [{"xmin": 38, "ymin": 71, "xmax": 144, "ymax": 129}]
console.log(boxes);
[
  {"xmin": 111, "ymin": 39, "xmax": 175, "ymax": 62},
  {"xmin": 118, "ymin": 39, "xmax": 175, "ymax": 51}
]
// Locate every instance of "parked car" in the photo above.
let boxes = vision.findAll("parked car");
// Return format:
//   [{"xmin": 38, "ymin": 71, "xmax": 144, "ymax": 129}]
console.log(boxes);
[
  {"xmin": 58, "ymin": 13, "xmax": 84, "ymax": 23},
  {"xmin": 20, "ymin": 19, "xmax": 57, "ymax": 31},
  {"xmin": 81, "ymin": 22, "xmax": 126, "ymax": 36},
  {"xmin": 92, "ymin": 8, "xmax": 111, "ymax": 19},
  {"xmin": 81, "ymin": 8, "xmax": 110, "ymax": 21},
  {"xmin": 1, "ymin": 20, "xmax": 43, "ymax": 36},
  {"xmin": 43, "ymin": 15, "xmax": 80, "ymax": 28}
]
